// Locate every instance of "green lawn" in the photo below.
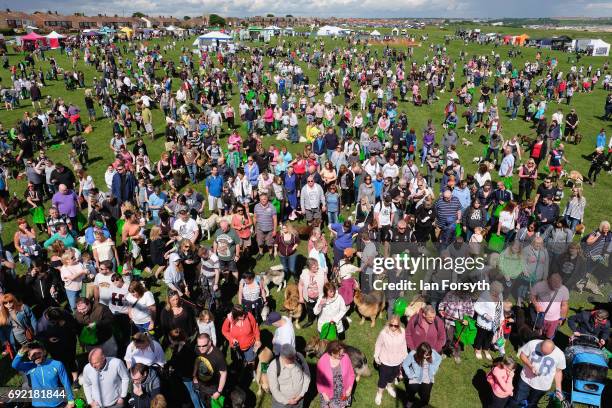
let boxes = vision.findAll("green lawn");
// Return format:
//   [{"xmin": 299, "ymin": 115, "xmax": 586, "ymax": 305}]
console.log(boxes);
[{"xmin": 0, "ymin": 27, "xmax": 610, "ymax": 407}]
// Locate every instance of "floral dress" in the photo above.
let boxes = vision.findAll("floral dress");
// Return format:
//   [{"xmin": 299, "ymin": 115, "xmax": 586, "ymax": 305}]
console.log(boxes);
[{"xmin": 321, "ymin": 364, "xmax": 351, "ymax": 408}]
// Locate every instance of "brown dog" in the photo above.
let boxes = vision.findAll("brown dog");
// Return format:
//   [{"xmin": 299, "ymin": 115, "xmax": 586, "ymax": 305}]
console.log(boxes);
[
  {"xmin": 282, "ymin": 283, "xmax": 303, "ymax": 329},
  {"xmin": 254, "ymin": 347, "xmax": 274, "ymax": 396},
  {"xmin": 353, "ymin": 289, "xmax": 385, "ymax": 327},
  {"xmin": 404, "ymin": 295, "xmax": 426, "ymax": 318}
]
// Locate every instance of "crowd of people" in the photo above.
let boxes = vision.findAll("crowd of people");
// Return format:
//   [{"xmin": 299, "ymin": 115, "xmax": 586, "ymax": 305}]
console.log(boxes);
[{"xmin": 0, "ymin": 28, "xmax": 610, "ymax": 408}]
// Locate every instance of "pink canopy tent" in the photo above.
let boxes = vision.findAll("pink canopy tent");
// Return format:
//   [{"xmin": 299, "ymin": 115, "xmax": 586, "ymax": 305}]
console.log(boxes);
[
  {"xmin": 21, "ymin": 31, "xmax": 48, "ymax": 46},
  {"xmin": 46, "ymin": 31, "xmax": 65, "ymax": 49}
]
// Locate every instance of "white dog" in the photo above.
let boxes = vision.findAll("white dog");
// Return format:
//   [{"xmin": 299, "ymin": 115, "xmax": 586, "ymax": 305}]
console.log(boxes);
[
  {"xmin": 262, "ymin": 265, "xmax": 286, "ymax": 292},
  {"xmin": 196, "ymin": 213, "xmax": 220, "ymax": 240}
]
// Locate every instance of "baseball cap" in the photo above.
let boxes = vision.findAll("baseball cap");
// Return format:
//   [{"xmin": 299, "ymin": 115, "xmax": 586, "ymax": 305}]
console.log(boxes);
[{"xmin": 264, "ymin": 311, "xmax": 282, "ymax": 325}]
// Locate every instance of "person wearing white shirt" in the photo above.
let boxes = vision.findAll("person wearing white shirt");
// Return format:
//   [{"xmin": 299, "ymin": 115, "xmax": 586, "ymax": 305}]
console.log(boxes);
[
  {"xmin": 82, "ymin": 349, "xmax": 130, "ymax": 408},
  {"xmin": 511, "ymin": 339, "xmax": 565, "ymax": 407},
  {"xmin": 363, "ymin": 157, "xmax": 381, "ymax": 179},
  {"xmin": 382, "ymin": 159, "xmax": 400, "ymax": 180},
  {"xmin": 498, "ymin": 146, "xmax": 515, "ymax": 178},
  {"xmin": 124, "ymin": 333, "xmax": 166, "ymax": 369},
  {"xmin": 264, "ymin": 312, "xmax": 296, "ymax": 356},
  {"xmin": 173, "ymin": 210, "xmax": 199, "ymax": 243}
]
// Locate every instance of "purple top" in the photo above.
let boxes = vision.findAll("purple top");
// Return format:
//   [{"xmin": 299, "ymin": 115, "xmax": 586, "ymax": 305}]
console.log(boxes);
[
  {"xmin": 52, "ymin": 190, "xmax": 78, "ymax": 217},
  {"xmin": 423, "ymin": 132, "xmax": 435, "ymax": 146}
]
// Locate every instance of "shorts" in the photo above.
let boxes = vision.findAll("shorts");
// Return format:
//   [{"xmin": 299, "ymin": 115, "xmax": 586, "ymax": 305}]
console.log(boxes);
[
  {"xmin": 304, "ymin": 208, "xmax": 322, "ymax": 222},
  {"xmin": 208, "ymin": 195, "xmax": 223, "ymax": 211},
  {"xmin": 256, "ymin": 229, "xmax": 274, "ymax": 247},
  {"xmin": 548, "ymin": 165, "xmax": 562, "ymax": 173},
  {"xmin": 219, "ymin": 259, "xmax": 237, "ymax": 272},
  {"xmin": 241, "ymin": 345, "xmax": 257, "ymax": 363},
  {"xmin": 240, "ymin": 236, "xmax": 252, "ymax": 247},
  {"xmin": 144, "ymin": 123, "xmax": 154, "ymax": 134},
  {"xmin": 379, "ymin": 225, "xmax": 393, "ymax": 242}
]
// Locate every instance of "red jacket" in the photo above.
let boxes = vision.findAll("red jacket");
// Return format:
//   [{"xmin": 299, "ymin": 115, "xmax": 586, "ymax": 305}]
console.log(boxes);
[
  {"xmin": 405, "ymin": 311, "xmax": 446, "ymax": 352},
  {"xmin": 221, "ymin": 312, "xmax": 260, "ymax": 351}
]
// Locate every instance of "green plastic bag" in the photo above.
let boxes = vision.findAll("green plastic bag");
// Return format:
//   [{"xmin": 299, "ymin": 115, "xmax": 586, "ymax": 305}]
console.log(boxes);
[
  {"xmin": 454, "ymin": 315, "xmax": 477, "ymax": 346},
  {"xmin": 271, "ymin": 198, "xmax": 281, "ymax": 214},
  {"xmin": 502, "ymin": 176, "xmax": 513, "ymax": 190},
  {"xmin": 393, "ymin": 298, "xmax": 407, "ymax": 316},
  {"xmin": 79, "ymin": 324, "xmax": 99, "ymax": 345},
  {"xmin": 77, "ymin": 212, "xmax": 88, "ymax": 231},
  {"xmin": 488, "ymin": 233, "xmax": 505, "ymax": 253},
  {"xmin": 455, "ymin": 223, "xmax": 463, "ymax": 237},
  {"xmin": 359, "ymin": 149, "xmax": 365, "ymax": 161},
  {"xmin": 30, "ymin": 207, "xmax": 46, "ymax": 225},
  {"xmin": 210, "ymin": 395, "xmax": 225, "ymax": 408},
  {"xmin": 320, "ymin": 322, "xmax": 338, "ymax": 341},
  {"xmin": 493, "ymin": 204, "xmax": 504, "ymax": 218}
]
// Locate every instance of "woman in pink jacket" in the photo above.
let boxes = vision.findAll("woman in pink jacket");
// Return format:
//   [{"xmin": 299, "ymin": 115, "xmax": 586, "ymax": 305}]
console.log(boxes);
[
  {"xmin": 486, "ymin": 356, "xmax": 516, "ymax": 408},
  {"xmin": 373, "ymin": 315, "xmax": 408, "ymax": 405},
  {"xmin": 316, "ymin": 341, "xmax": 355, "ymax": 408}
]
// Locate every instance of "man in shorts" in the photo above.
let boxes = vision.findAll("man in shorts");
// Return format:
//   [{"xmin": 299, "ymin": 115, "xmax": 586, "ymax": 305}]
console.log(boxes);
[
  {"xmin": 205, "ymin": 166, "xmax": 224, "ymax": 216},
  {"xmin": 253, "ymin": 193, "xmax": 277, "ymax": 261},
  {"xmin": 212, "ymin": 220, "xmax": 241, "ymax": 281}
]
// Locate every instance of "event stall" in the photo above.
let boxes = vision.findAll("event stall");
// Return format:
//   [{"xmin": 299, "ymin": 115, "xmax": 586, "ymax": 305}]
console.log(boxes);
[
  {"xmin": 45, "ymin": 31, "xmax": 65, "ymax": 49},
  {"xmin": 192, "ymin": 31, "xmax": 234, "ymax": 53},
  {"xmin": 20, "ymin": 32, "xmax": 48, "ymax": 47},
  {"xmin": 574, "ymin": 38, "xmax": 611, "ymax": 56},
  {"xmin": 316, "ymin": 25, "xmax": 350, "ymax": 37}
]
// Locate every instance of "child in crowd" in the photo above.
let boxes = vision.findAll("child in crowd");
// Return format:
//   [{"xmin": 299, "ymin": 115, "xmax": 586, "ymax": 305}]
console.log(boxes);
[
  {"xmin": 486, "ymin": 356, "xmax": 516, "ymax": 408},
  {"xmin": 197, "ymin": 309, "xmax": 217, "ymax": 346}
]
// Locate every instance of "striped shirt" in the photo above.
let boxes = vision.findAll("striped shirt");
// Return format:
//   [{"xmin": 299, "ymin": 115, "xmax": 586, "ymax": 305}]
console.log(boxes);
[{"xmin": 434, "ymin": 196, "xmax": 462, "ymax": 227}]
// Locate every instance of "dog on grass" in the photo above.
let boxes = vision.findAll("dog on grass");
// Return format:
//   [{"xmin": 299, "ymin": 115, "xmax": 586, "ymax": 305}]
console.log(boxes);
[
  {"xmin": 461, "ymin": 137, "xmax": 473, "ymax": 146},
  {"xmin": 404, "ymin": 295, "xmax": 427, "ymax": 318},
  {"xmin": 305, "ymin": 337, "xmax": 371, "ymax": 381},
  {"xmin": 262, "ymin": 265, "xmax": 286, "ymax": 291},
  {"xmin": 282, "ymin": 282, "xmax": 303, "ymax": 328},
  {"xmin": 254, "ymin": 347, "xmax": 274, "ymax": 397},
  {"xmin": 196, "ymin": 213, "xmax": 220, "ymax": 240},
  {"xmin": 353, "ymin": 289, "xmax": 385, "ymax": 327}
]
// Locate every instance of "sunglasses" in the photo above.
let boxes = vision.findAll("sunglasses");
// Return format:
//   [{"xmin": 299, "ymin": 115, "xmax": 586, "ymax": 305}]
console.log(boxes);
[
  {"xmin": 197, "ymin": 343, "xmax": 210, "ymax": 348},
  {"xmin": 389, "ymin": 324, "xmax": 400, "ymax": 328},
  {"xmin": 3, "ymin": 301, "xmax": 13, "ymax": 305}
]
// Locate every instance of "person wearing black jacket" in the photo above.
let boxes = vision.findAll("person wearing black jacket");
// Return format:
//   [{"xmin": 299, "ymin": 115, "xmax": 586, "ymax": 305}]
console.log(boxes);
[
  {"xmin": 568, "ymin": 309, "xmax": 610, "ymax": 346},
  {"xmin": 414, "ymin": 197, "xmax": 436, "ymax": 243},
  {"xmin": 24, "ymin": 261, "xmax": 61, "ymax": 316},
  {"xmin": 462, "ymin": 199, "xmax": 487, "ymax": 241},
  {"xmin": 167, "ymin": 328, "xmax": 200, "ymax": 408},
  {"xmin": 49, "ymin": 163, "xmax": 76, "ymax": 190},
  {"xmin": 36, "ymin": 306, "xmax": 79, "ymax": 383},
  {"xmin": 128, "ymin": 363, "xmax": 161, "ymax": 408}
]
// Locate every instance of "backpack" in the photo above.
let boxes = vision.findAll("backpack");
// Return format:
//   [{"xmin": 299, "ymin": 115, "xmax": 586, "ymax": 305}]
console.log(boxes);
[{"xmin": 274, "ymin": 353, "xmax": 306, "ymax": 378}]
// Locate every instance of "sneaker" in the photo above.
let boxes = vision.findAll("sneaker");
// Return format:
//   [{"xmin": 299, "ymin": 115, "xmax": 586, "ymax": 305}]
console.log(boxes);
[
  {"xmin": 386, "ymin": 385, "xmax": 397, "ymax": 398},
  {"xmin": 375, "ymin": 393, "xmax": 382, "ymax": 406},
  {"xmin": 454, "ymin": 356, "xmax": 461, "ymax": 364},
  {"xmin": 475, "ymin": 350, "xmax": 483, "ymax": 360},
  {"xmin": 484, "ymin": 351, "xmax": 493, "ymax": 360}
]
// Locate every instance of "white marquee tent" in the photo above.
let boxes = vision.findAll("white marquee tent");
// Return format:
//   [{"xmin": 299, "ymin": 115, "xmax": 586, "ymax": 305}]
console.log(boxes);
[
  {"xmin": 370, "ymin": 30, "xmax": 381, "ymax": 37},
  {"xmin": 574, "ymin": 38, "xmax": 610, "ymax": 56},
  {"xmin": 45, "ymin": 31, "xmax": 65, "ymax": 49},
  {"xmin": 316, "ymin": 25, "xmax": 349, "ymax": 36}
]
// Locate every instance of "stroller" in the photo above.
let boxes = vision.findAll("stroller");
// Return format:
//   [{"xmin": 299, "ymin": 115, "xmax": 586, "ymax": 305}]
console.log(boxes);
[{"xmin": 564, "ymin": 334, "xmax": 609, "ymax": 407}]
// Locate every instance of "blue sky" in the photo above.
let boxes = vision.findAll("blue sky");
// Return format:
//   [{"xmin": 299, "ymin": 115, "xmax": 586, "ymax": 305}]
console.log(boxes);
[{"xmin": 4, "ymin": 0, "xmax": 612, "ymax": 18}]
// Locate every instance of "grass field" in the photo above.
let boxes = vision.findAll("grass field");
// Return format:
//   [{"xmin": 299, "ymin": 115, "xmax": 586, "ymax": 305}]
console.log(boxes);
[{"xmin": 0, "ymin": 25, "xmax": 610, "ymax": 407}]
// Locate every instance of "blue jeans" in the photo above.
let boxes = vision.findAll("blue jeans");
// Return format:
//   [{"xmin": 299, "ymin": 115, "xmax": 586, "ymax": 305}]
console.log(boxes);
[
  {"xmin": 421, "ymin": 145, "xmax": 432, "ymax": 165},
  {"xmin": 186, "ymin": 163, "xmax": 198, "ymax": 183},
  {"xmin": 508, "ymin": 378, "xmax": 547, "ymax": 408},
  {"xmin": 327, "ymin": 211, "xmax": 339, "ymax": 225},
  {"xmin": 280, "ymin": 253, "xmax": 298, "ymax": 281},
  {"xmin": 439, "ymin": 222, "xmax": 456, "ymax": 245},
  {"xmin": 564, "ymin": 215, "xmax": 580, "ymax": 232},
  {"xmin": 66, "ymin": 289, "xmax": 80, "ymax": 311},
  {"xmin": 182, "ymin": 378, "xmax": 204, "ymax": 408},
  {"xmin": 290, "ymin": 125, "xmax": 298, "ymax": 142}
]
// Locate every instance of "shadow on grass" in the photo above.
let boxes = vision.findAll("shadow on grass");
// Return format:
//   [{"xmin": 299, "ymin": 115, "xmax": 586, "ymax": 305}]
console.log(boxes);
[{"xmin": 472, "ymin": 368, "xmax": 490, "ymax": 407}]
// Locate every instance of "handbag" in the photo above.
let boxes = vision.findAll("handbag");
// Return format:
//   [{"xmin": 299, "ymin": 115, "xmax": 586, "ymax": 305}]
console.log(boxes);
[
  {"xmin": 320, "ymin": 321, "xmax": 338, "ymax": 341},
  {"xmin": 210, "ymin": 396, "xmax": 225, "ymax": 408},
  {"xmin": 531, "ymin": 288, "xmax": 560, "ymax": 333}
]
